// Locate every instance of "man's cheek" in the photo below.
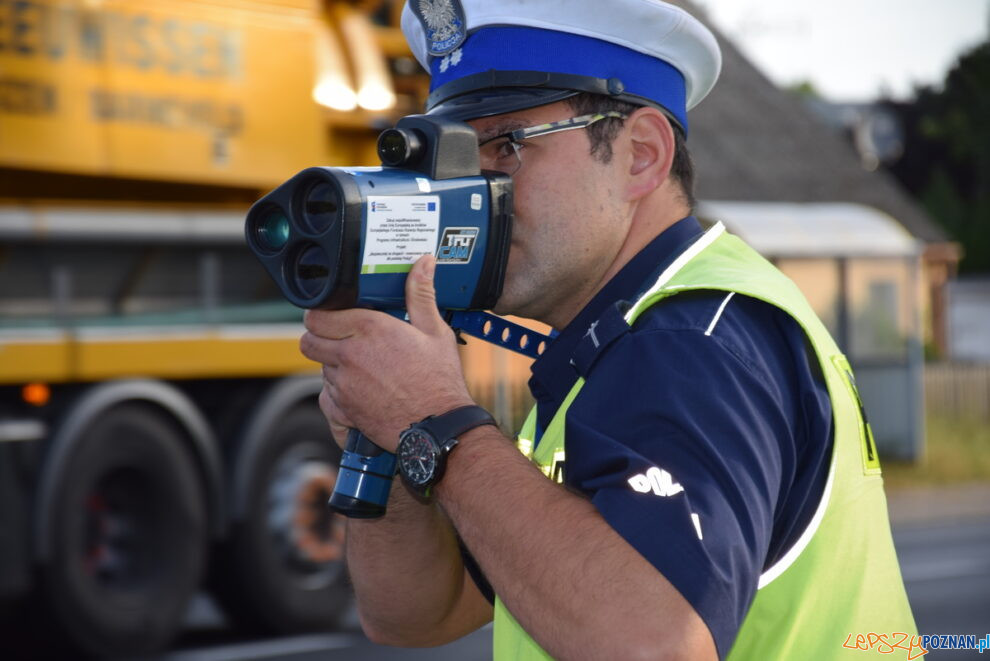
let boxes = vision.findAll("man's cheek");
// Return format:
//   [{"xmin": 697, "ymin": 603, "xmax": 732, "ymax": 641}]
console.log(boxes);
[{"xmin": 500, "ymin": 242, "xmax": 523, "ymax": 282}]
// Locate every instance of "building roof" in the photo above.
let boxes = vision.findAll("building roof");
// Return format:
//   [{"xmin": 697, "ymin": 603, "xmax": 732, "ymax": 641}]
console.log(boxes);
[
  {"xmin": 676, "ymin": 1, "xmax": 949, "ymax": 243},
  {"xmin": 699, "ymin": 201, "xmax": 922, "ymax": 258}
]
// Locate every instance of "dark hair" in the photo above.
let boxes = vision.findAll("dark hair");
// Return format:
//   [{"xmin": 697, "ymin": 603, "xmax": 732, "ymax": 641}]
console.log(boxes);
[{"xmin": 564, "ymin": 93, "xmax": 696, "ymax": 211}]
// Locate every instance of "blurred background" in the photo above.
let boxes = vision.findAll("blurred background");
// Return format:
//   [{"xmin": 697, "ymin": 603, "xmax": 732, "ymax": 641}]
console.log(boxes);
[{"xmin": 0, "ymin": 0, "xmax": 987, "ymax": 658}]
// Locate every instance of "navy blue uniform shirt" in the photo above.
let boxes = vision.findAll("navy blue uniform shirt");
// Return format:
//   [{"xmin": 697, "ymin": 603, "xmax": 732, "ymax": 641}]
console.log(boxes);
[{"xmin": 463, "ymin": 217, "xmax": 832, "ymax": 659}]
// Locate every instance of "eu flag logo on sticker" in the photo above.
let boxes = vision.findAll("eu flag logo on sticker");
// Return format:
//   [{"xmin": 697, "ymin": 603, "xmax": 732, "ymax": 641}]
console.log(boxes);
[{"xmin": 428, "ymin": 202, "xmax": 436, "ymax": 211}]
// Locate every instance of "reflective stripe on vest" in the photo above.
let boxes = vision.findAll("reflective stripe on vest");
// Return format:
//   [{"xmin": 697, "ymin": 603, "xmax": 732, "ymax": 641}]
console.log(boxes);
[{"xmin": 493, "ymin": 223, "xmax": 915, "ymax": 660}]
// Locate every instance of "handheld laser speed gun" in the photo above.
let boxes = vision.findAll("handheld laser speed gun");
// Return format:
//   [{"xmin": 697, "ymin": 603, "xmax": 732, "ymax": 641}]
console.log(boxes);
[{"xmin": 245, "ymin": 115, "xmax": 550, "ymax": 519}]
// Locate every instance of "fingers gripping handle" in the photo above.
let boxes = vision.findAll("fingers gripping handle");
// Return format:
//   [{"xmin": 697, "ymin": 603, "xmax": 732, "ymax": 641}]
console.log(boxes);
[
  {"xmin": 328, "ymin": 429, "xmax": 397, "ymax": 518},
  {"xmin": 326, "ymin": 311, "xmax": 552, "ymax": 518}
]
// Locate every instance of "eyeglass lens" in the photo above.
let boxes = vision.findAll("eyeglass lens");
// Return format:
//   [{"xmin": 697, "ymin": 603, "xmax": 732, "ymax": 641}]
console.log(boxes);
[
  {"xmin": 479, "ymin": 137, "xmax": 522, "ymax": 176},
  {"xmin": 477, "ymin": 113, "xmax": 626, "ymax": 176}
]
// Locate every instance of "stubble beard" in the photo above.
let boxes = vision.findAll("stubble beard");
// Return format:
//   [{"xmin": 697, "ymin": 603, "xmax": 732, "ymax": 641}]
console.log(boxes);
[
  {"xmin": 492, "ymin": 247, "xmax": 591, "ymax": 330},
  {"xmin": 491, "ymin": 246, "xmax": 553, "ymax": 324}
]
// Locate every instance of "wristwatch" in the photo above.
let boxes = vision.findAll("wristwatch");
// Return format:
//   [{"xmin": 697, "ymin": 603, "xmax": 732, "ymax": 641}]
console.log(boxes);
[{"xmin": 397, "ymin": 405, "xmax": 496, "ymax": 496}]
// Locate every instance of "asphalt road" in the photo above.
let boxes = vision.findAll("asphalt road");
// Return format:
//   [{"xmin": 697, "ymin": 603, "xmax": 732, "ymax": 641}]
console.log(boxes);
[
  {"xmin": 893, "ymin": 515, "xmax": 990, "ymax": 659},
  {"xmin": 158, "ymin": 513, "xmax": 990, "ymax": 661}
]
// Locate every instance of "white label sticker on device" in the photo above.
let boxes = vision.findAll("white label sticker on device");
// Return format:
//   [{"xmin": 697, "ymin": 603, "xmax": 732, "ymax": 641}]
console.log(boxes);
[{"xmin": 361, "ymin": 196, "xmax": 440, "ymax": 273}]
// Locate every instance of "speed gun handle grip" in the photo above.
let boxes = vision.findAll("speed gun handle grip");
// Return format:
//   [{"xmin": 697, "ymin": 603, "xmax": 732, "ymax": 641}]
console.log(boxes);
[{"xmin": 328, "ymin": 429, "xmax": 398, "ymax": 519}]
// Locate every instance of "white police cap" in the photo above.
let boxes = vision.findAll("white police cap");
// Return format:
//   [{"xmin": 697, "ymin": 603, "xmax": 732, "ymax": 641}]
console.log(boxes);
[{"xmin": 401, "ymin": 0, "xmax": 721, "ymax": 133}]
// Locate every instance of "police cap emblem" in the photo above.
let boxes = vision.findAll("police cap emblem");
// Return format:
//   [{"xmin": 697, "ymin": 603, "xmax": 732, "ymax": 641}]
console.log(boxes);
[{"xmin": 413, "ymin": 0, "xmax": 467, "ymax": 56}]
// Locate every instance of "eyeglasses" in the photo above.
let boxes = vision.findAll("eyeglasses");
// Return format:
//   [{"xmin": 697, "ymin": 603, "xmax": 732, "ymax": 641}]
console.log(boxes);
[{"xmin": 477, "ymin": 111, "xmax": 628, "ymax": 176}]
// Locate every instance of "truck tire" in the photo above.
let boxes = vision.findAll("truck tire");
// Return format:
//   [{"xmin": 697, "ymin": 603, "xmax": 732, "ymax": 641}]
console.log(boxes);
[
  {"xmin": 212, "ymin": 404, "xmax": 351, "ymax": 634},
  {"xmin": 37, "ymin": 404, "xmax": 207, "ymax": 658}
]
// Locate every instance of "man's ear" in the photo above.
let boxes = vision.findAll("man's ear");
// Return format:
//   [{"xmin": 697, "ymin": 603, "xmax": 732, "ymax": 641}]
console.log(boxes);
[{"xmin": 624, "ymin": 107, "xmax": 676, "ymax": 201}]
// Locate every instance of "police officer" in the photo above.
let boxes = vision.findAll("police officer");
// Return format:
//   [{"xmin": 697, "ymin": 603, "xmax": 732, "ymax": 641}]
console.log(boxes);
[{"xmin": 300, "ymin": 1, "xmax": 916, "ymax": 658}]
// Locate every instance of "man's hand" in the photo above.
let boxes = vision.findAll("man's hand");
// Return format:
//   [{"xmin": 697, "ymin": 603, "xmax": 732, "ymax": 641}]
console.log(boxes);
[{"xmin": 300, "ymin": 254, "xmax": 476, "ymax": 452}]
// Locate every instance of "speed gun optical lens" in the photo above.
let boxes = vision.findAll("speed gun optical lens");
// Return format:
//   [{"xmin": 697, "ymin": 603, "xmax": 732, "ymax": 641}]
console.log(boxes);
[
  {"xmin": 256, "ymin": 208, "xmax": 290, "ymax": 252},
  {"xmin": 302, "ymin": 180, "xmax": 341, "ymax": 234},
  {"xmin": 292, "ymin": 244, "xmax": 332, "ymax": 301},
  {"xmin": 378, "ymin": 128, "xmax": 423, "ymax": 167}
]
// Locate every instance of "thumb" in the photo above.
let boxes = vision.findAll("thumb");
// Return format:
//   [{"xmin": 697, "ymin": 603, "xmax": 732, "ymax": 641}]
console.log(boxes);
[{"xmin": 405, "ymin": 253, "xmax": 445, "ymax": 334}]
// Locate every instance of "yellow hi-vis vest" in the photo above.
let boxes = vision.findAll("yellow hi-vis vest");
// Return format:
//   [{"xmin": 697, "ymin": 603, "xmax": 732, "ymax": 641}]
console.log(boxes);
[{"xmin": 493, "ymin": 223, "xmax": 916, "ymax": 660}]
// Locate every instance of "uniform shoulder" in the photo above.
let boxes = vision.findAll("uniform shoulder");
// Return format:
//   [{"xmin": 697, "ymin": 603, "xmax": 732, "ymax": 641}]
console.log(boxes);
[
  {"xmin": 636, "ymin": 287, "xmax": 800, "ymax": 344},
  {"xmin": 625, "ymin": 289, "xmax": 817, "ymax": 390}
]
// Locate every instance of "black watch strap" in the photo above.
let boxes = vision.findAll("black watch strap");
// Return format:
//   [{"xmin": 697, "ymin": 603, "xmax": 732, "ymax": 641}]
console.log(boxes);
[{"xmin": 421, "ymin": 405, "xmax": 496, "ymax": 444}]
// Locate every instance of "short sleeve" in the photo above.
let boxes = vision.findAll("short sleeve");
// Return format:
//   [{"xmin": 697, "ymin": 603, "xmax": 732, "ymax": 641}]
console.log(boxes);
[{"xmin": 563, "ymin": 296, "xmax": 811, "ymax": 658}]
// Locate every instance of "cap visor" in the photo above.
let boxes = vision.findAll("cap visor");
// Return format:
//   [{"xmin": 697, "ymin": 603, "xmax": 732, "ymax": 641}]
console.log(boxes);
[{"xmin": 426, "ymin": 88, "xmax": 579, "ymax": 121}]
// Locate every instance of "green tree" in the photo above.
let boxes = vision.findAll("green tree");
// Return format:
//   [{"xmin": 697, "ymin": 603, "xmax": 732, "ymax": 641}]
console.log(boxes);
[{"xmin": 887, "ymin": 40, "xmax": 990, "ymax": 273}]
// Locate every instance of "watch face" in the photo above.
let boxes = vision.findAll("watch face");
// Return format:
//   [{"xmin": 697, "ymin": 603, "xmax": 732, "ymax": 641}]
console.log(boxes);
[{"xmin": 398, "ymin": 429, "xmax": 440, "ymax": 487}]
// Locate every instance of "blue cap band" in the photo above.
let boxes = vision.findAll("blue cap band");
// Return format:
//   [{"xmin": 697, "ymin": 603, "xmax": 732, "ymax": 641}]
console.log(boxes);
[{"xmin": 429, "ymin": 26, "xmax": 688, "ymax": 131}]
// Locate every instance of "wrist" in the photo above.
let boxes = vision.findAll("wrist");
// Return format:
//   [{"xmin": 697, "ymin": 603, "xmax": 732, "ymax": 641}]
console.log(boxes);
[
  {"xmin": 395, "ymin": 405, "xmax": 497, "ymax": 496},
  {"xmin": 432, "ymin": 423, "xmax": 509, "ymax": 503}
]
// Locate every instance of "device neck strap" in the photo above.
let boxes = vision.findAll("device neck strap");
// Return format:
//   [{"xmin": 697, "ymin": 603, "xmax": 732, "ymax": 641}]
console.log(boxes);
[{"xmin": 447, "ymin": 311, "xmax": 552, "ymax": 359}]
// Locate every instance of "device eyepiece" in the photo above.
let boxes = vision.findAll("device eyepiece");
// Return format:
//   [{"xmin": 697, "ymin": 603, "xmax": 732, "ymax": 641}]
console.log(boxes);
[{"xmin": 378, "ymin": 128, "xmax": 424, "ymax": 167}]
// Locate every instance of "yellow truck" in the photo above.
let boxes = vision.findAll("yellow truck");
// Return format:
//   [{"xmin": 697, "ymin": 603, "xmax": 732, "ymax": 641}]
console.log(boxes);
[{"xmin": 0, "ymin": 0, "xmax": 423, "ymax": 655}]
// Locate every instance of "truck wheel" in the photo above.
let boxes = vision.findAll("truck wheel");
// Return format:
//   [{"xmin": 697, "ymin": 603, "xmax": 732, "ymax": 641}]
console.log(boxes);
[
  {"xmin": 38, "ymin": 404, "xmax": 207, "ymax": 658},
  {"xmin": 213, "ymin": 404, "xmax": 350, "ymax": 634}
]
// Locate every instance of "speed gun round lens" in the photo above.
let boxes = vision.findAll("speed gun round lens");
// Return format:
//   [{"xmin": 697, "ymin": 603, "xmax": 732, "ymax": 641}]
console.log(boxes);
[
  {"xmin": 292, "ymin": 244, "xmax": 332, "ymax": 300},
  {"xmin": 256, "ymin": 208, "xmax": 290, "ymax": 252},
  {"xmin": 302, "ymin": 180, "xmax": 341, "ymax": 234}
]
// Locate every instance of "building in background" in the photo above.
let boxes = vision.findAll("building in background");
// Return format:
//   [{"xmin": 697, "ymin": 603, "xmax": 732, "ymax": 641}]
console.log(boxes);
[{"xmin": 948, "ymin": 277, "xmax": 990, "ymax": 361}]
